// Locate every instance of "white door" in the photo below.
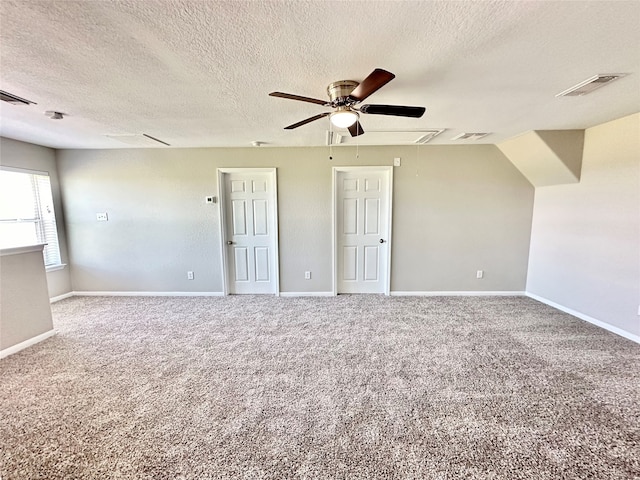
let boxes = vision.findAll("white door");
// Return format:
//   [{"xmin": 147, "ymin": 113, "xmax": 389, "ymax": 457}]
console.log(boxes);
[
  {"xmin": 219, "ymin": 169, "xmax": 279, "ymax": 295},
  {"xmin": 334, "ymin": 167, "xmax": 392, "ymax": 294}
]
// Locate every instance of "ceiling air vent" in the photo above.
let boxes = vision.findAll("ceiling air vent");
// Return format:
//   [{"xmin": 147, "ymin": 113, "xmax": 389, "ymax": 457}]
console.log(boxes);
[
  {"xmin": 0, "ymin": 90, "xmax": 36, "ymax": 105},
  {"xmin": 556, "ymin": 74, "xmax": 626, "ymax": 97},
  {"xmin": 452, "ymin": 132, "xmax": 489, "ymax": 141},
  {"xmin": 415, "ymin": 129, "xmax": 445, "ymax": 144},
  {"xmin": 338, "ymin": 130, "xmax": 446, "ymax": 145},
  {"xmin": 326, "ymin": 130, "xmax": 344, "ymax": 145}
]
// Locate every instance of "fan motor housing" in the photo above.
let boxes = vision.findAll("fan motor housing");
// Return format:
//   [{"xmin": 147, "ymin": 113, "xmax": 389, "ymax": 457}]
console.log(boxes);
[{"xmin": 327, "ymin": 80, "xmax": 358, "ymax": 105}]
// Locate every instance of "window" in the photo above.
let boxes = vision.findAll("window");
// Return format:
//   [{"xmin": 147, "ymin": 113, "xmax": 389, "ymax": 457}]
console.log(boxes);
[{"xmin": 0, "ymin": 167, "xmax": 62, "ymax": 267}]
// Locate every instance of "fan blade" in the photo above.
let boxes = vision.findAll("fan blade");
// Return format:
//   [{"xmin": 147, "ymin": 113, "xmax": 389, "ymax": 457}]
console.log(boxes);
[
  {"xmin": 347, "ymin": 121, "xmax": 365, "ymax": 137},
  {"xmin": 348, "ymin": 69, "xmax": 396, "ymax": 102},
  {"xmin": 284, "ymin": 112, "xmax": 331, "ymax": 129},
  {"xmin": 269, "ymin": 92, "xmax": 329, "ymax": 106},
  {"xmin": 359, "ymin": 104, "xmax": 426, "ymax": 118}
]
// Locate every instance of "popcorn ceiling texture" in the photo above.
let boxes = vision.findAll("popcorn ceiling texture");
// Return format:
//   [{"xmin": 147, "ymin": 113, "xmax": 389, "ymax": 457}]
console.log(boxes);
[
  {"xmin": 1, "ymin": 295, "xmax": 639, "ymax": 479},
  {"xmin": 0, "ymin": 0, "xmax": 638, "ymax": 148}
]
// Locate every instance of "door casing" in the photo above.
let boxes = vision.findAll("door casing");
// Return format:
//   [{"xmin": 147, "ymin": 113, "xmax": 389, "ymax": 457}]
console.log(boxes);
[
  {"xmin": 217, "ymin": 168, "xmax": 280, "ymax": 295},
  {"xmin": 332, "ymin": 166, "xmax": 393, "ymax": 295}
]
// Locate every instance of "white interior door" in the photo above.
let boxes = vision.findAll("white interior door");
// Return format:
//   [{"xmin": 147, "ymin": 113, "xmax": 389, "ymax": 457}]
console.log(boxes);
[
  {"xmin": 334, "ymin": 167, "xmax": 392, "ymax": 294},
  {"xmin": 219, "ymin": 169, "xmax": 279, "ymax": 295}
]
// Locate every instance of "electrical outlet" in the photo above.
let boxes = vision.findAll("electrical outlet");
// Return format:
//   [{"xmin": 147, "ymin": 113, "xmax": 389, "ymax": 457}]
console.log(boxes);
[
  {"xmin": 187, "ymin": 271, "xmax": 194, "ymax": 280},
  {"xmin": 96, "ymin": 212, "xmax": 108, "ymax": 222},
  {"xmin": 476, "ymin": 270, "xmax": 484, "ymax": 279},
  {"xmin": 205, "ymin": 196, "xmax": 216, "ymax": 204},
  {"xmin": 304, "ymin": 271, "xmax": 311, "ymax": 280}
]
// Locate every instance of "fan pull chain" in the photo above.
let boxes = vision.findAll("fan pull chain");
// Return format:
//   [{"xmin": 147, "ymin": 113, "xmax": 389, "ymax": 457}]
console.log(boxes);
[{"xmin": 328, "ymin": 117, "xmax": 333, "ymax": 160}]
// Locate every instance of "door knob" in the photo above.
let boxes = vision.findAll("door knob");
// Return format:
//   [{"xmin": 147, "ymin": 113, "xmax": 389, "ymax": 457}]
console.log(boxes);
[
  {"xmin": 226, "ymin": 240, "xmax": 234, "ymax": 245},
  {"xmin": 379, "ymin": 239, "xmax": 386, "ymax": 243}
]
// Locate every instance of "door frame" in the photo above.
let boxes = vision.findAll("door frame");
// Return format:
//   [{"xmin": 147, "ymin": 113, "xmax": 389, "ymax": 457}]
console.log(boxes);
[
  {"xmin": 332, "ymin": 166, "xmax": 393, "ymax": 296},
  {"xmin": 217, "ymin": 168, "xmax": 280, "ymax": 296}
]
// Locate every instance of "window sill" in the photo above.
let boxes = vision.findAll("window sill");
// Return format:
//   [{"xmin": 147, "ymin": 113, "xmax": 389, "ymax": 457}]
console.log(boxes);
[{"xmin": 46, "ymin": 264, "xmax": 67, "ymax": 273}]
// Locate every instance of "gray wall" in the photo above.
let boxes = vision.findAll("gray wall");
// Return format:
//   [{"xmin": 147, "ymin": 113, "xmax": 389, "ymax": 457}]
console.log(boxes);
[
  {"xmin": 56, "ymin": 144, "xmax": 534, "ymax": 294},
  {"xmin": 4, "ymin": 113, "xmax": 638, "ymax": 339},
  {"xmin": 0, "ymin": 137, "xmax": 72, "ymax": 298},
  {"xmin": 527, "ymin": 113, "xmax": 640, "ymax": 337}
]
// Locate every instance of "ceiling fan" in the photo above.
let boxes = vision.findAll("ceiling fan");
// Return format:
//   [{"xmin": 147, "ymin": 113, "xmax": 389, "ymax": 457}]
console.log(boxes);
[{"xmin": 269, "ymin": 68, "xmax": 425, "ymax": 137}]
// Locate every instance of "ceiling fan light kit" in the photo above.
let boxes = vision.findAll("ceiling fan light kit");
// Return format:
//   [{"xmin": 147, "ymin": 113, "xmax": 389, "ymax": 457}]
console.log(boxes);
[
  {"xmin": 330, "ymin": 108, "xmax": 359, "ymax": 128},
  {"xmin": 269, "ymin": 68, "xmax": 426, "ymax": 138}
]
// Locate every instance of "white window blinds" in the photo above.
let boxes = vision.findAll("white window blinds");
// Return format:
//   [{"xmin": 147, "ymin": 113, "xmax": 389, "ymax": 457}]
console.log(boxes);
[{"xmin": 0, "ymin": 167, "xmax": 62, "ymax": 266}]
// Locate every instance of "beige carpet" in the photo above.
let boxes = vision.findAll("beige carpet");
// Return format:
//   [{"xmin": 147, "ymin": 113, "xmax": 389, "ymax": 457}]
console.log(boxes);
[{"xmin": 1, "ymin": 295, "xmax": 639, "ymax": 479}]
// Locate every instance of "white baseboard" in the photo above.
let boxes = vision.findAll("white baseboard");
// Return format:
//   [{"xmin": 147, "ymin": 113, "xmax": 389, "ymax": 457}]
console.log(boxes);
[
  {"xmin": 50, "ymin": 292, "xmax": 75, "ymax": 303},
  {"xmin": 390, "ymin": 291, "xmax": 526, "ymax": 297},
  {"xmin": 0, "ymin": 329, "xmax": 57, "ymax": 360},
  {"xmin": 71, "ymin": 291, "xmax": 225, "ymax": 297},
  {"xmin": 526, "ymin": 292, "xmax": 640, "ymax": 344},
  {"xmin": 53, "ymin": 290, "xmax": 527, "ymax": 299},
  {"xmin": 280, "ymin": 292, "xmax": 335, "ymax": 297},
  {"xmin": 53, "ymin": 291, "xmax": 337, "ymax": 299},
  {"xmin": 60, "ymin": 291, "xmax": 528, "ymax": 299}
]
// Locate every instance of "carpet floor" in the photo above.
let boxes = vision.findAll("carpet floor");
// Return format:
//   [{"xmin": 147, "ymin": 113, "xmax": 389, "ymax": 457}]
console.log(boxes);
[{"xmin": 1, "ymin": 295, "xmax": 639, "ymax": 479}]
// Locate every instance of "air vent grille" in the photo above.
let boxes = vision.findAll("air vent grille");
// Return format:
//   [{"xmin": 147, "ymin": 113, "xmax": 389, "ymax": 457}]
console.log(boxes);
[
  {"xmin": 415, "ymin": 129, "xmax": 445, "ymax": 144},
  {"xmin": 326, "ymin": 130, "xmax": 344, "ymax": 145},
  {"xmin": 452, "ymin": 132, "xmax": 489, "ymax": 141},
  {"xmin": 556, "ymin": 74, "xmax": 626, "ymax": 97},
  {"xmin": 0, "ymin": 90, "xmax": 36, "ymax": 105},
  {"xmin": 338, "ymin": 130, "xmax": 446, "ymax": 145}
]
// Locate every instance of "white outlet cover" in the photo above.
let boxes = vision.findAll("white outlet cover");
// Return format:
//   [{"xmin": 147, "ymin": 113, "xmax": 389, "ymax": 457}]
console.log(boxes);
[{"xmin": 96, "ymin": 212, "xmax": 108, "ymax": 221}]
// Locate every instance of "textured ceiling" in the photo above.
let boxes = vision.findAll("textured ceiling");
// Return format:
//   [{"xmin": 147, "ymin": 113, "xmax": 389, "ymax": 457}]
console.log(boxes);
[{"xmin": 0, "ymin": 0, "xmax": 639, "ymax": 149}]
